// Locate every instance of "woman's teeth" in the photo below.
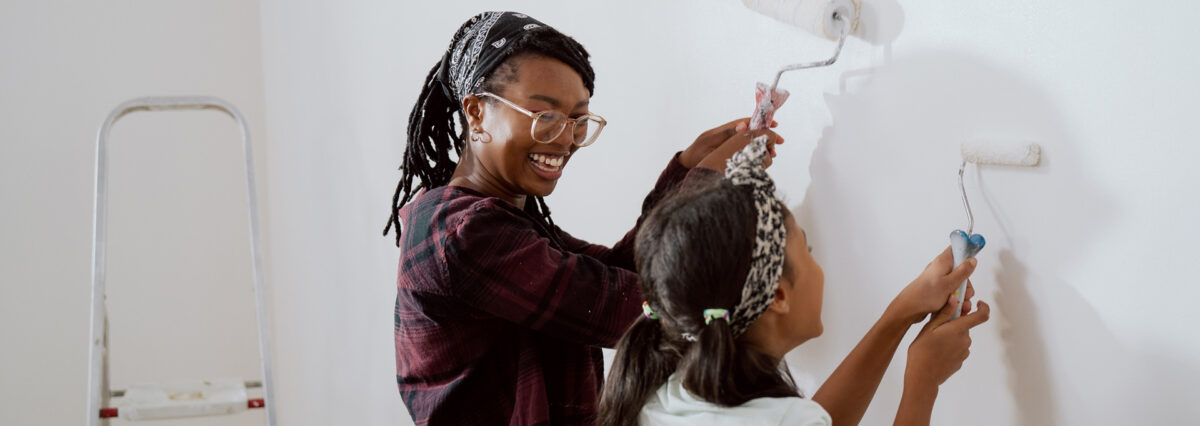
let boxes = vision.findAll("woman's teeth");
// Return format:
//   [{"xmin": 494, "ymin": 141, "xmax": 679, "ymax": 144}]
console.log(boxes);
[{"xmin": 529, "ymin": 153, "xmax": 565, "ymax": 169}]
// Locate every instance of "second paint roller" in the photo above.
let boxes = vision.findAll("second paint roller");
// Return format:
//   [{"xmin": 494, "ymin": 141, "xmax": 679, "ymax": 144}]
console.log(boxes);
[{"xmin": 951, "ymin": 141, "xmax": 1042, "ymax": 318}]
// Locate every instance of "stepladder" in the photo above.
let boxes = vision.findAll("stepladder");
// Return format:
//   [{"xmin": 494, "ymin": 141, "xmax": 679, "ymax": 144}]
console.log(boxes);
[{"xmin": 87, "ymin": 96, "xmax": 275, "ymax": 425}]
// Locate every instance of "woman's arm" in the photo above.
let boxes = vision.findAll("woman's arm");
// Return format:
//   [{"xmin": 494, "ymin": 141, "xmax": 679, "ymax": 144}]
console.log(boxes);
[{"xmin": 812, "ymin": 250, "xmax": 978, "ymax": 426}]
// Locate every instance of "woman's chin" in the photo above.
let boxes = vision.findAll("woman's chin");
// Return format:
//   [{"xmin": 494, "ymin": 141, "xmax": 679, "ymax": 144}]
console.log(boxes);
[
  {"xmin": 527, "ymin": 184, "xmax": 557, "ymax": 198},
  {"xmin": 522, "ymin": 171, "xmax": 561, "ymax": 197},
  {"xmin": 518, "ymin": 179, "xmax": 558, "ymax": 198}
]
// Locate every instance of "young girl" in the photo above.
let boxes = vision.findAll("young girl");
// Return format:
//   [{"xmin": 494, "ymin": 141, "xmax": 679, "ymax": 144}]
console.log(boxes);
[{"xmin": 599, "ymin": 139, "xmax": 991, "ymax": 425}]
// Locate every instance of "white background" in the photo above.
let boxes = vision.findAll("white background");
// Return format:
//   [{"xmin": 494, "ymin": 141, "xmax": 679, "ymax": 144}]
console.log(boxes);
[{"xmin": 4, "ymin": 0, "xmax": 1199, "ymax": 425}]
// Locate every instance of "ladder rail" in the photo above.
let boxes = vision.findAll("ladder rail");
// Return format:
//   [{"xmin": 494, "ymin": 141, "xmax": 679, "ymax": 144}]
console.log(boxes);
[{"xmin": 87, "ymin": 96, "xmax": 275, "ymax": 425}]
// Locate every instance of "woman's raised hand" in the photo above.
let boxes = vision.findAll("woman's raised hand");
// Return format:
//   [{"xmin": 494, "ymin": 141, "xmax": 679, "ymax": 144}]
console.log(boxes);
[{"xmin": 680, "ymin": 118, "xmax": 783, "ymax": 171}]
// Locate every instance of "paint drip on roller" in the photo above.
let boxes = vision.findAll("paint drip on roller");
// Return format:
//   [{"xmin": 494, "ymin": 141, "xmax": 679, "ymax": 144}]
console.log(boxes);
[{"xmin": 741, "ymin": 0, "xmax": 861, "ymax": 40}]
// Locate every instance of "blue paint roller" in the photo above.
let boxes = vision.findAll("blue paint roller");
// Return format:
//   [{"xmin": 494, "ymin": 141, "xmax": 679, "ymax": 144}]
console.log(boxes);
[{"xmin": 951, "ymin": 141, "xmax": 1041, "ymax": 318}]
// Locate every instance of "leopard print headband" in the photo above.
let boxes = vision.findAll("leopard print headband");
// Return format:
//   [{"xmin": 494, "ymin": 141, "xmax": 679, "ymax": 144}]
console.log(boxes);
[{"xmin": 723, "ymin": 136, "xmax": 788, "ymax": 336}]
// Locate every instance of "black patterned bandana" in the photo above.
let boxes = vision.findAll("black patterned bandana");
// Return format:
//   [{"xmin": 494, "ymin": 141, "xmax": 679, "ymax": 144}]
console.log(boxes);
[
  {"xmin": 433, "ymin": 11, "xmax": 594, "ymax": 103},
  {"xmin": 724, "ymin": 136, "xmax": 788, "ymax": 336}
]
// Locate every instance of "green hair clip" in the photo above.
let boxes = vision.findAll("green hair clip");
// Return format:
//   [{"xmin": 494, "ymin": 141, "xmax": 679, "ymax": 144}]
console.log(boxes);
[
  {"xmin": 703, "ymin": 309, "xmax": 730, "ymax": 325},
  {"xmin": 642, "ymin": 301, "xmax": 659, "ymax": 320}
]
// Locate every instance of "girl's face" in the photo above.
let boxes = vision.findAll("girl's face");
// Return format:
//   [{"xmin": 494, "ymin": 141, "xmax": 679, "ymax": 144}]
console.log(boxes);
[
  {"xmin": 781, "ymin": 216, "xmax": 825, "ymax": 344},
  {"xmin": 740, "ymin": 215, "xmax": 825, "ymax": 360},
  {"xmin": 466, "ymin": 55, "xmax": 590, "ymax": 198}
]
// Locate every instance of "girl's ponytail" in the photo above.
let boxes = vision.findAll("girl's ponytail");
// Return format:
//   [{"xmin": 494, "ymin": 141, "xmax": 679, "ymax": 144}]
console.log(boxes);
[
  {"xmin": 680, "ymin": 316, "xmax": 738, "ymax": 403},
  {"xmin": 599, "ymin": 316, "xmax": 680, "ymax": 426},
  {"xmin": 679, "ymin": 318, "xmax": 799, "ymax": 406}
]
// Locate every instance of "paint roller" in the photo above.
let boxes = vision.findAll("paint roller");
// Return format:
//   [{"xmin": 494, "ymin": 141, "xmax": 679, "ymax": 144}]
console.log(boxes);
[
  {"xmin": 740, "ymin": 0, "xmax": 861, "ymax": 130},
  {"xmin": 950, "ymin": 141, "xmax": 1042, "ymax": 318},
  {"xmin": 741, "ymin": 0, "xmax": 859, "ymax": 41}
]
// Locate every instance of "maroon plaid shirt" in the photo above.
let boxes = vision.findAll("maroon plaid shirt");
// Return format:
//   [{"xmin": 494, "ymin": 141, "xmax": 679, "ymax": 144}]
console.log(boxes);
[{"xmin": 395, "ymin": 155, "xmax": 711, "ymax": 425}]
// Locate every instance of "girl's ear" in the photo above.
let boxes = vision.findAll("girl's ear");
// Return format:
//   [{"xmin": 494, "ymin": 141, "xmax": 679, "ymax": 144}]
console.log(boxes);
[
  {"xmin": 462, "ymin": 95, "xmax": 485, "ymax": 128},
  {"xmin": 767, "ymin": 283, "xmax": 791, "ymax": 315}
]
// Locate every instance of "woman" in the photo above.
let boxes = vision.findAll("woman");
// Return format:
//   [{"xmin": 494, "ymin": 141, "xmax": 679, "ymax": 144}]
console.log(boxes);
[{"xmin": 384, "ymin": 11, "xmax": 781, "ymax": 425}]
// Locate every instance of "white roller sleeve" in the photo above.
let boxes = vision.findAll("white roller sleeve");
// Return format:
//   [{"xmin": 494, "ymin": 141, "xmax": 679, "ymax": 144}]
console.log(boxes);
[
  {"xmin": 741, "ymin": 0, "xmax": 859, "ymax": 40},
  {"xmin": 961, "ymin": 141, "xmax": 1043, "ymax": 167}
]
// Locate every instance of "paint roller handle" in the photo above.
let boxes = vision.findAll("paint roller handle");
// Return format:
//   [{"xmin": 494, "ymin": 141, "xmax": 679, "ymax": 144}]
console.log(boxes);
[
  {"xmin": 949, "ymin": 230, "xmax": 986, "ymax": 319},
  {"xmin": 951, "ymin": 268, "xmax": 973, "ymax": 320}
]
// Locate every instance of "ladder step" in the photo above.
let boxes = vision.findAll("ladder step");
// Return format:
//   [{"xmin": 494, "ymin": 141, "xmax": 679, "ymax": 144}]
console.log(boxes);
[
  {"xmin": 100, "ymin": 399, "xmax": 265, "ymax": 419},
  {"xmin": 98, "ymin": 378, "xmax": 264, "ymax": 420}
]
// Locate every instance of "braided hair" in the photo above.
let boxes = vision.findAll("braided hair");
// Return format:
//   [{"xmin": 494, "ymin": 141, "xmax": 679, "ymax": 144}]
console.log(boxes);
[{"xmin": 384, "ymin": 12, "xmax": 596, "ymax": 246}]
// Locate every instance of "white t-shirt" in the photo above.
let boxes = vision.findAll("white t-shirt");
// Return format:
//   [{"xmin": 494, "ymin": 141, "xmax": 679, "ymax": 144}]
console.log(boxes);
[{"xmin": 639, "ymin": 373, "xmax": 832, "ymax": 426}]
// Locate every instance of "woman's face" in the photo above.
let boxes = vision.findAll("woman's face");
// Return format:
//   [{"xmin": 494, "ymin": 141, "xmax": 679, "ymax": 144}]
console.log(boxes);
[{"xmin": 466, "ymin": 55, "xmax": 590, "ymax": 198}]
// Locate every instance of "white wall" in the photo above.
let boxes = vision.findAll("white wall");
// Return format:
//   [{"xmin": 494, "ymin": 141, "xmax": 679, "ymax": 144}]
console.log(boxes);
[
  {"xmin": 791, "ymin": 1, "xmax": 1200, "ymax": 424},
  {"xmin": 0, "ymin": 2, "xmax": 268, "ymax": 425},
  {"xmin": 256, "ymin": 1, "xmax": 413, "ymax": 424}
]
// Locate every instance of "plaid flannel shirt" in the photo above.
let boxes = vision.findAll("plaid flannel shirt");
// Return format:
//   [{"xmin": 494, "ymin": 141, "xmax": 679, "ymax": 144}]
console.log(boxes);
[{"xmin": 395, "ymin": 154, "xmax": 714, "ymax": 425}]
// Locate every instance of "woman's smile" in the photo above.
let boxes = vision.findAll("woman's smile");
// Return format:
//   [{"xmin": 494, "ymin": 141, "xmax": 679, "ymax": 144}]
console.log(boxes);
[{"xmin": 528, "ymin": 152, "xmax": 569, "ymax": 180}]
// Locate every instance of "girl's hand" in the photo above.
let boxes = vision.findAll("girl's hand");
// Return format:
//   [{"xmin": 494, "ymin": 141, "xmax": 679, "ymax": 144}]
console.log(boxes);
[
  {"xmin": 889, "ymin": 248, "xmax": 977, "ymax": 325},
  {"xmin": 905, "ymin": 297, "xmax": 991, "ymax": 388},
  {"xmin": 680, "ymin": 118, "xmax": 780, "ymax": 169}
]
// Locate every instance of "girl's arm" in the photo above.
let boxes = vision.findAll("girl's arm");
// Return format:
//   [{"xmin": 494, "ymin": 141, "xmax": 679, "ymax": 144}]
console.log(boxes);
[
  {"xmin": 895, "ymin": 374, "xmax": 938, "ymax": 426},
  {"xmin": 811, "ymin": 305, "xmax": 912, "ymax": 426},
  {"xmin": 896, "ymin": 297, "xmax": 991, "ymax": 426},
  {"xmin": 812, "ymin": 250, "xmax": 978, "ymax": 426}
]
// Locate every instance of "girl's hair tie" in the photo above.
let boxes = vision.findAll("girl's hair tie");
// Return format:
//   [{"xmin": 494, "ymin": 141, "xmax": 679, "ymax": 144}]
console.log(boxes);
[
  {"xmin": 642, "ymin": 301, "xmax": 659, "ymax": 320},
  {"xmin": 702, "ymin": 309, "xmax": 730, "ymax": 325}
]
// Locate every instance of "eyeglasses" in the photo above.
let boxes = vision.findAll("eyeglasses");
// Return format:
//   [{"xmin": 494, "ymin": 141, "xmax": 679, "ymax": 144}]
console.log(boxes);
[{"xmin": 475, "ymin": 92, "xmax": 606, "ymax": 147}]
